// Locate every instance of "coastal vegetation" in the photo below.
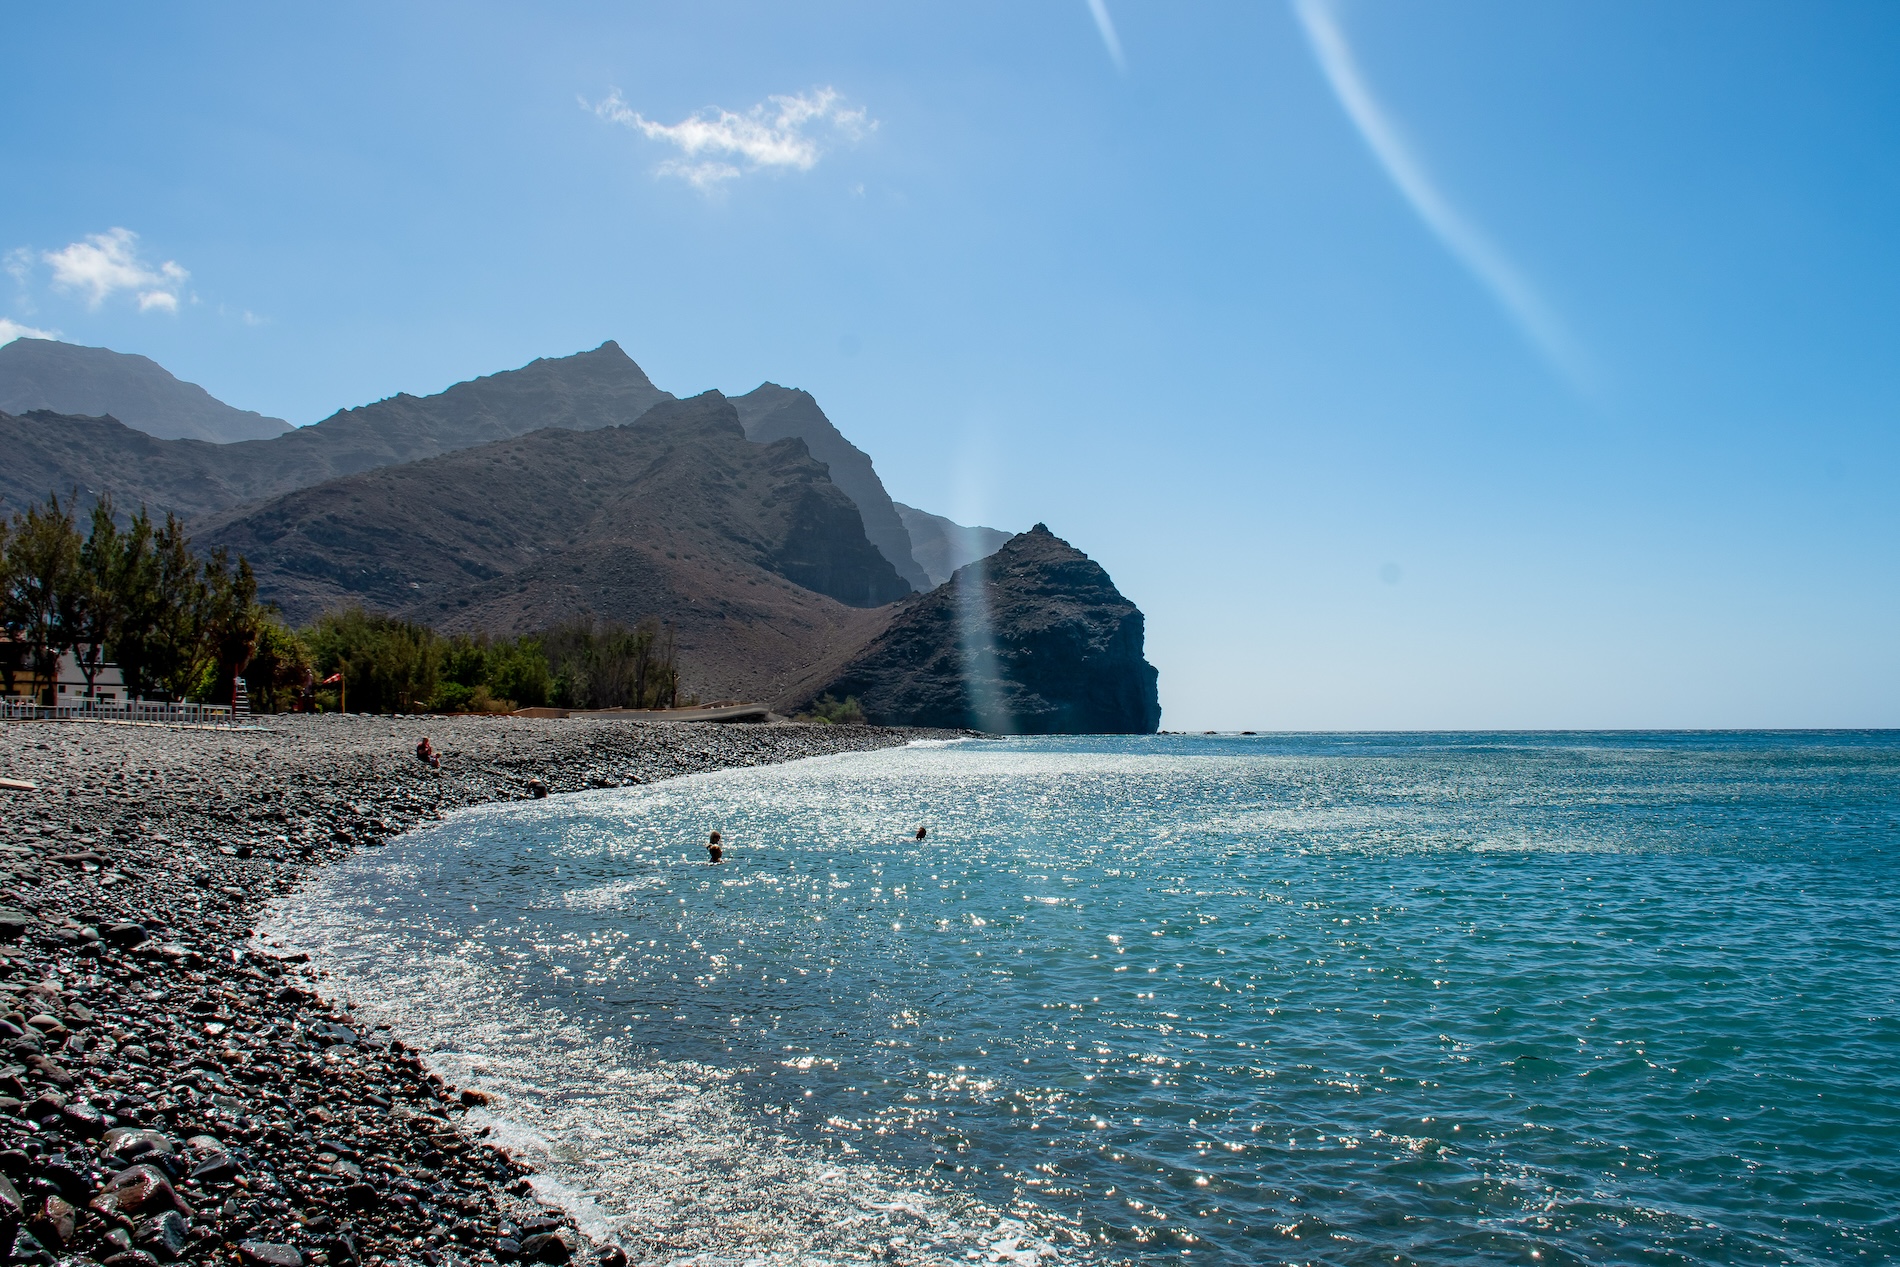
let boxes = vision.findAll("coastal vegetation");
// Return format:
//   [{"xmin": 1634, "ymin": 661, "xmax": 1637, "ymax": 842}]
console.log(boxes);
[
  {"xmin": 0, "ymin": 492, "xmax": 298, "ymax": 707},
  {"xmin": 0, "ymin": 493, "xmax": 685, "ymax": 715},
  {"xmin": 802, "ymin": 693, "xmax": 867, "ymax": 725},
  {"xmin": 303, "ymin": 611, "xmax": 681, "ymax": 714}
]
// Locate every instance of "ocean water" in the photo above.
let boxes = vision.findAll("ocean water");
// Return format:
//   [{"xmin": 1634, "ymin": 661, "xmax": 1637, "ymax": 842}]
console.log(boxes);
[{"xmin": 261, "ymin": 733, "xmax": 1900, "ymax": 1266}]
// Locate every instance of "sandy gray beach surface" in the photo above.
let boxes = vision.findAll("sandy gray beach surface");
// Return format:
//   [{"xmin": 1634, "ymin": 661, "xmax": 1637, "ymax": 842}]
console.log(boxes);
[{"xmin": 0, "ymin": 715, "xmax": 931, "ymax": 1267}]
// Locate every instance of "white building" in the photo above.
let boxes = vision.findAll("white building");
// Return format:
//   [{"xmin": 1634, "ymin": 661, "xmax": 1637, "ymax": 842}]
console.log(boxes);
[{"xmin": 53, "ymin": 647, "xmax": 128, "ymax": 703}]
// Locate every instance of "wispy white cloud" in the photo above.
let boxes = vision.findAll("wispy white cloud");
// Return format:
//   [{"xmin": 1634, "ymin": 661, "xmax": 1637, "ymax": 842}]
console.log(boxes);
[
  {"xmin": 43, "ymin": 228, "xmax": 188, "ymax": 313},
  {"xmin": 1292, "ymin": 0, "xmax": 1589, "ymax": 387},
  {"xmin": 4, "ymin": 248, "xmax": 33, "ymax": 288},
  {"xmin": 589, "ymin": 87, "xmax": 873, "ymax": 191},
  {"xmin": 1087, "ymin": 0, "xmax": 1127, "ymax": 71},
  {"xmin": 0, "ymin": 318, "xmax": 58, "ymax": 345}
]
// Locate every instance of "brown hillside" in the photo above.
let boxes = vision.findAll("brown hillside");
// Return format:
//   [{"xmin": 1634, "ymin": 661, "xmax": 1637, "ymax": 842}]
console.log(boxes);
[{"xmin": 196, "ymin": 392, "xmax": 909, "ymax": 705}]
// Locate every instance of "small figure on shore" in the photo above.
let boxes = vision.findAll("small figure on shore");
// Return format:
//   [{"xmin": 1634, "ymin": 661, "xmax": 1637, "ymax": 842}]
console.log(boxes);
[
  {"xmin": 915, "ymin": 826, "xmax": 927, "ymax": 841},
  {"xmin": 415, "ymin": 736, "xmax": 440, "ymax": 769},
  {"xmin": 708, "ymin": 830, "xmax": 723, "ymax": 864}
]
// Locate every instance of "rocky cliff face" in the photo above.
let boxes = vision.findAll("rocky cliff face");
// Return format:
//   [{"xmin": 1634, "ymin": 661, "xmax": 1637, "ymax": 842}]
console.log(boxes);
[
  {"xmin": 731, "ymin": 383, "xmax": 929, "ymax": 593},
  {"xmin": 809, "ymin": 524, "xmax": 1160, "ymax": 733},
  {"xmin": 894, "ymin": 501, "xmax": 1013, "ymax": 588},
  {"xmin": 0, "ymin": 337, "xmax": 292, "ymax": 442}
]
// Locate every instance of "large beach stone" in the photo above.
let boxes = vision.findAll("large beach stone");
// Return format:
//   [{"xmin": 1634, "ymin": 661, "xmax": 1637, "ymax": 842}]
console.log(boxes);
[
  {"xmin": 12, "ymin": 1227, "xmax": 53, "ymax": 1266},
  {"xmin": 59, "ymin": 1101, "xmax": 108, "ymax": 1137},
  {"xmin": 26, "ymin": 1194, "xmax": 75, "ymax": 1249},
  {"xmin": 90, "ymin": 1164, "xmax": 190, "ymax": 1220},
  {"xmin": 237, "ymin": 1241, "xmax": 302, "ymax": 1267},
  {"xmin": 36, "ymin": 1161, "xmax": 89, "ymax": 1204},
  {"xmin": 102, "ymin": 924, "xmax": 148, "ymax": 948},
  {"xmin": 520, "ymin": 1229, "xmax": 576, "ymax": 1264},
  {"xmin": 25, "ymin": 1055, "xmax": 73, "ymax": 1087},
  {"xmin": 0, "ymin": 1169, "xmax": 26, "ymax": 1222},
  {"xmin": 101, "ymin": 1128, "xmax": 174, "ymax": 1164},
  {"xmin": 187, "ymin": 1153, "xmax": 239, "ymax": 1184},
  {"xmin": 134, "ymin": 1210, "xmax": 188, "ymax": 1262}
]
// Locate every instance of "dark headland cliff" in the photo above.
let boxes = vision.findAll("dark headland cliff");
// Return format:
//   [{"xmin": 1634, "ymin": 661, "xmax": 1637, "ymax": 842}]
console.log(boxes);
[{"xmin": 811, "ymin": 524, "xmax": 1162, "ymax": 733}]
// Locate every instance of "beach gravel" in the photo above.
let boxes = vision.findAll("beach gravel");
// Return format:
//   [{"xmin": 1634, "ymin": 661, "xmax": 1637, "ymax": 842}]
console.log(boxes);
[{"xmin": 0, "ymin": 714, "xmax": 932, "ymax": 1267}]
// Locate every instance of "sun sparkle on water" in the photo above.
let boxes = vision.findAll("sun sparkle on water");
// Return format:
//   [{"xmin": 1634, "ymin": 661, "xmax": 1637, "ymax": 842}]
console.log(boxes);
[{"xmin": 264, "ymin": 733, "xmax": 1900, "ymax": 1265}]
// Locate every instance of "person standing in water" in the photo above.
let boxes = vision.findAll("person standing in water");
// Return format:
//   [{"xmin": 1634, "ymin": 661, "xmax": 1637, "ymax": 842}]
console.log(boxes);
[
  {"xmin": 708, "ymin": 830, "xmax": 723, "ymax": 863},
  {"xmin": 915, "ymin": 826, "xmax": 927, "ymax": 840}
]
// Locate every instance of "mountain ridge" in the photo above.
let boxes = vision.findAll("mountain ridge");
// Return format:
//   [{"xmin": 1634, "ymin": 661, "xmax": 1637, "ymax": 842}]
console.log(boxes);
[
  {"xmin": 0, "ymin": 341, "xmax": 672, "ymax": 520},
  {"xmin": 0, "ymin": 337, "xmax": 292, "ymax": 443},
  {"xmin": 895, "ymin": 502, "xmax": 1012, "ymax": 588},
  {"xmin": 731, "ymin": 383, "xmax": 929, "ymax": 593},
  {"xmin": 195, "ymin": 392, "xmax": 912, "ymax": 704}
]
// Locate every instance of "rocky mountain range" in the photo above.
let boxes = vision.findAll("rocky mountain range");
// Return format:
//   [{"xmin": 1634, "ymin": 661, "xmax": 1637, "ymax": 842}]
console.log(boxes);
[
  {"xmin": 0, "ymin": 337, "xmax": 1159, "ymax": 729},
  {"xmin": 0, "ymin": 337, "xmax": 292, "ymax": 442},
  {"xmin": 0, "ymin": 341, "xmax": 670, "ymax": 519},
  {"xmin": 197, "ymin": 392, "xmax": 911, "ymax": 705}
]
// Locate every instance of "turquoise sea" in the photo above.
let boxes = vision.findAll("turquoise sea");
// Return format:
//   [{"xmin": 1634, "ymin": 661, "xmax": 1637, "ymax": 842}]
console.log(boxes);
[{"xmin": 263, "ymin": 733, "xmax": 1900, "ymax": 1265}]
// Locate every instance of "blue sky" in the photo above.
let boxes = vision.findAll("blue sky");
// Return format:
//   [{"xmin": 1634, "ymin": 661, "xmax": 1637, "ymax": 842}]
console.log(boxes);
[{"xmin": 4, "ymin": 2, "xmax": 1898, "ymax": 729}]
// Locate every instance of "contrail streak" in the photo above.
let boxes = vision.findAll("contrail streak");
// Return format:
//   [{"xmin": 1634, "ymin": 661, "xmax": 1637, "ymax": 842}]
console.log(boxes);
[
  {"xmin": 1293, "ymin": 0, "xmax": 1589, "ymax": 388},
  {"xmin": 1087, "ymin": 0, "xmax": 1127, "ymax": 71}
]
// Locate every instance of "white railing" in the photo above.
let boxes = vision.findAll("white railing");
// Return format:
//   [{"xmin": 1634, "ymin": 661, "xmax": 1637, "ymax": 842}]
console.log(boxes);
[{"xmin": 0, "ymin": 696, "xmax": 239, "ymax": 725}]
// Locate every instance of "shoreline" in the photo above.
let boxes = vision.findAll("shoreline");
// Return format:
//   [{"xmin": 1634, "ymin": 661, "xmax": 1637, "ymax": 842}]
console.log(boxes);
[{"xmin": 0, "ymin": 715, "xmax": 946, "ymax": 1267}]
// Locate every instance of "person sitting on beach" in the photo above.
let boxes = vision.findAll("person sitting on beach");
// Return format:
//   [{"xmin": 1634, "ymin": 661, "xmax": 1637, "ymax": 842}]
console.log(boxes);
[
  {"xmin": 416, "ymin": 736, "xmax": 440, "ymax": 769},
  {"xmin": 708, "ymin": 830, "xmax": 723, "ymax": 864}
]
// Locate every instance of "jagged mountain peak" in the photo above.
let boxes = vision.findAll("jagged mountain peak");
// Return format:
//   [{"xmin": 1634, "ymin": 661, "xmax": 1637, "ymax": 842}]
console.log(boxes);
[{"xmin": 730, "ymin": 382, "xmax": 929, "ymax": 593}]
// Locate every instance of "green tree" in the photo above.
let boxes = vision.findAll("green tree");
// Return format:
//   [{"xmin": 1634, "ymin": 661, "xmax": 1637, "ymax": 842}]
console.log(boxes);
[
  {"xmin": 149, "ymin": 513, "xmax": 208, "ymax": 700},
  {"xmin": 69, "ymin": 498, "xmax": 128, "ymax": 700},
  {"xmin": 101, "ymin": 509, "xmax": 161, "ymax": 700},
  {"xmin": 243, "ymin": 616, "xmax": 313, "ymax": 713},
  {"xmin": 0, "ymin": 512, "xmax": 19, "ymax": 696},
  {"xmin": 197, "ymin": 549, "xmax": 264, "ymax": 706},
  {"xmin": 304, "ymin": 608, "xmax": 443, "ymax": 713},
  {"xmin": 804, "ymin": 693, "xmax": 866, "ymax": 725},
  {"xmin": 543, "ymin": 617, "xmax": 678, "ymax": 710},
  {"xmin": 485, "ymin": 636, "xmax": 552, "ymax": 708},
  {"xmin": 6, "ymin": 496, "xmax": 81, "ymax": 703}
]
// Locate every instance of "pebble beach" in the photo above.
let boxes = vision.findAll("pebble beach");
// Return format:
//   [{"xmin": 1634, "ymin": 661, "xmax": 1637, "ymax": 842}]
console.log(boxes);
[{"xmin": 0, "ymin": 715, "xmax": 931, "ymax": 1267}]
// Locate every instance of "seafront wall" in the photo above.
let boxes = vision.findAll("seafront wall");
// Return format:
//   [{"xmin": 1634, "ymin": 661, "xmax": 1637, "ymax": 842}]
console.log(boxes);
[{"xmin": 0, "ymin": 715, "xmax": 927, "ymax": 1267}]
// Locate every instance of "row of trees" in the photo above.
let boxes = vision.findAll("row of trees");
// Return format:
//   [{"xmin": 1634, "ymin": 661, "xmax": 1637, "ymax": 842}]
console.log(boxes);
[
  {"xmin": 302, "ymin": 610, "xmax": 681, "ymax": 714},
  {"xmin": 0, "ymin": 494, "xmax": 292, "ymax": 706},
  {"xmin": 2, "ymin": 493, "xmax": 687, "ymax": 715}
]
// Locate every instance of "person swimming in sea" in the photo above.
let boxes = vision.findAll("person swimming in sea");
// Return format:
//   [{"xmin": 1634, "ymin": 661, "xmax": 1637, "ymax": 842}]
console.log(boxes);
[
  {"xmin": 708, "ymin": 830, "xmax": 723, "ymax": 863},
  {"xmin": 915, "ymin": 826, "xmax": 927, "ymax": 840}
]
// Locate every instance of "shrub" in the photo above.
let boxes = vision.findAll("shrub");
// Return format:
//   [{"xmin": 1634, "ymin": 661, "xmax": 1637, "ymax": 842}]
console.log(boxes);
[
  {"xmin": 304, "ymin": 608, "xmax": 443, "ymax": 713},
  {"xmin": 805, "ymin": 693, "xmax": 866, "ymax": 725},
  {"xmin": 543, "ymin": 617, "xmax": 678, "ymax": 710}
]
